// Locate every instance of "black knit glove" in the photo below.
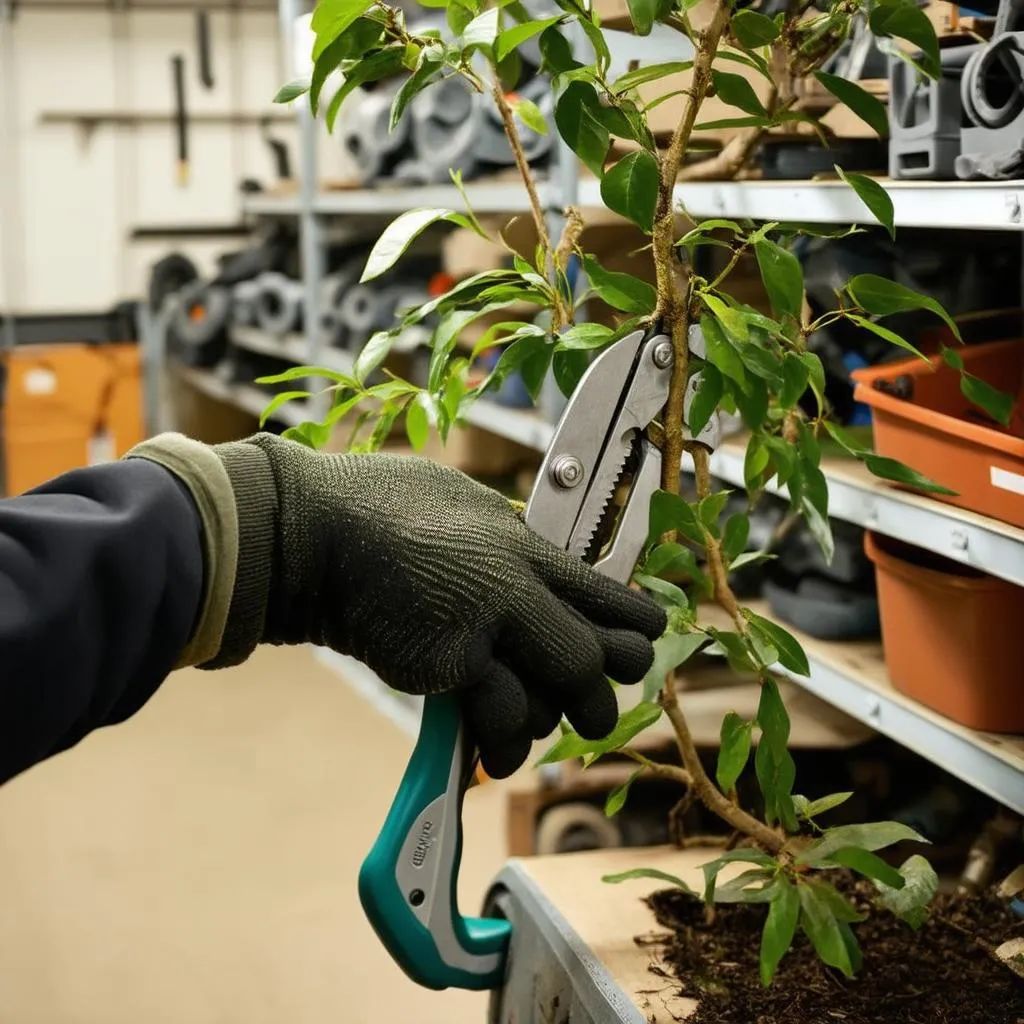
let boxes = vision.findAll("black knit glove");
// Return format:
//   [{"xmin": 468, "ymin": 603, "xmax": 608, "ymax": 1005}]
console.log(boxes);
[{"xmin": 206, "ymin": 433, "xmax": 666, "ymax": 778}]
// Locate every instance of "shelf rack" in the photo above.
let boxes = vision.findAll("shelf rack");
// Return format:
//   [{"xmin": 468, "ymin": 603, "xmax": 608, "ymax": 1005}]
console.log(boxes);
[{"xmin": 163, "ymin": 0, "xmax": 1024, "ymax": 816}]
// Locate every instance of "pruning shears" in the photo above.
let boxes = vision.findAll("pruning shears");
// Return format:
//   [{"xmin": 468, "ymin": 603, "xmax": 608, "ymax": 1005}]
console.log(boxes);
[{"xmin": 357, "ymin": 324, "xmax": 720, "ymax": 991}]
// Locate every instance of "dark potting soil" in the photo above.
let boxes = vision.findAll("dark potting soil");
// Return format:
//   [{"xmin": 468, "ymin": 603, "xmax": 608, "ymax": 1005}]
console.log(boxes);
[{"xmin": 643, "ymin": 876, "xmax": 1024, "ymax": 1024}]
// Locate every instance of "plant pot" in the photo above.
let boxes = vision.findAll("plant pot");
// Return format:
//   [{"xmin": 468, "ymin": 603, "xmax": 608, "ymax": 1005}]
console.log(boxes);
[
  {"xmin": 865, "ymin": 531, "xmax": 1024, "ymax": 733},
  {"xmin": 851, "ymin": 339, "xmax": 1024, "ymax": 529}
]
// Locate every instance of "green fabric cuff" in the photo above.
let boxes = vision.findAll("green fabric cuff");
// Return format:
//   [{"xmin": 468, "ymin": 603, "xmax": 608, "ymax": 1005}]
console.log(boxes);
[{"xmin": 124, "ymin": 433, "xmax": 239, "ymax": 669}]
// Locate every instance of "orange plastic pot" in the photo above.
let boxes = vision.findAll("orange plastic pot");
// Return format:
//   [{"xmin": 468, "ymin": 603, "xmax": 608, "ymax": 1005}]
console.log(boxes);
[
  {"xmin": 852, "ymin": 339, "xmax": 1024, "ymax": 529},
  {"xmin": 865, "ymin": 531, "xmax": 1024, "ymax": 733}
]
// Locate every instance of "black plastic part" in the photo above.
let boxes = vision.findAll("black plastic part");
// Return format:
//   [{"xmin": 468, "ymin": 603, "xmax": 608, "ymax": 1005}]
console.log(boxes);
[
  {"xmin": 760, "ymin": 139, "xmax": 888, "ymax": 179},
  {"xmin": 172, "ymin": 54, "xmax": 188, "ymax": 168},
  {"xmin": 196, "ymin": 10, "xmax": 214, "ymax": 90},
  {"xmin": 148, "ymin": 252, "xmax": 199, "ymax": 311},
  {"xmin": 168, "ymin": 283, "xmax": 232, "ymax": 367}
]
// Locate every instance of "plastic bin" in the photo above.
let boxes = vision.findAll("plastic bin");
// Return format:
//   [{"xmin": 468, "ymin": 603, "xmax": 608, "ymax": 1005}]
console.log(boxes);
[
  {"xmin": 865, "ymin": 530, "xmax": 1024, "ymax": 733},
  {"xmin": 851, "ymin": 339, "xmax": 1024, "ymax": 528}
]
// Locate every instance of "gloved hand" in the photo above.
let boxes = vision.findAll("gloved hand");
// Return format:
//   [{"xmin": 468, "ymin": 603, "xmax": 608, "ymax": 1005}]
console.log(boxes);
[{"xmin": 128, "ymin": 432, "xmax": 666, "ymax": 778}]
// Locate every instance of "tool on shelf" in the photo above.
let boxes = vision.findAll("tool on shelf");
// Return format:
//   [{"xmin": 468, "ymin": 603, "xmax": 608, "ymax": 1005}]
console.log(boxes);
[
  {"xmin": 171, "ymin": 54, "xmax": 189, "ymax": 186},
  {"xmin": 195, "ymin": 9, "xmax": 214, "ymax": 90},
  {"xmin": 357, "ymin": 324, "xmax": 720, "ymax": 991}
]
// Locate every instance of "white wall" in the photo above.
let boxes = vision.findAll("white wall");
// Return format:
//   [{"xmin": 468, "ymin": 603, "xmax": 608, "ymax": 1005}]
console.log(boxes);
[{"xmin": 0, "ymin": 5, "xmax": 305, "ymax": 314}]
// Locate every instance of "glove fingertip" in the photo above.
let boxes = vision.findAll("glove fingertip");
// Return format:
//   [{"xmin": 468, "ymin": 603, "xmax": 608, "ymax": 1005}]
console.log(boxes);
[
  {"xmin": 564, "ymin": 680, "xmax": 618, "ymax": 741},
  {"xmin": 478, "ymin": 732, "xmax": 532, "ymax": 780}
]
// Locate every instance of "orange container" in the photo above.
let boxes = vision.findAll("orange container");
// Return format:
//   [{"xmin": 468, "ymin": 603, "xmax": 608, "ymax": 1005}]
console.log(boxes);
[
  {"xmin": 852, "ymin": 339, "xmax": 1024, "ymax": 529},
  {"xmin": 865, "ymin": 531, "xmax": 1024, "ymax": 733}
]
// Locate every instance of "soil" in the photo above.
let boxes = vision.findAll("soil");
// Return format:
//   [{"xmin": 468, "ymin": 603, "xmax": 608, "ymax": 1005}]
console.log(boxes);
[{"xmin": 643, "ymin": 874, "xmax": 1024, "ymax": 1024}]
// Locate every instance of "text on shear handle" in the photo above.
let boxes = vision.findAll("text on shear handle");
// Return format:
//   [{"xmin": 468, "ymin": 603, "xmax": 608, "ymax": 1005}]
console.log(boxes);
[{"xmin": 412, "ymin": 820, "xmax": 434, "ymax": 868}]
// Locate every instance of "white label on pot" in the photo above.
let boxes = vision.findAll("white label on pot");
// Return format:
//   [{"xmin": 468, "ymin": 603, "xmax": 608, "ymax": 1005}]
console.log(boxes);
[
  {"xmin": 990, "ymin": 466, "xmax": 1024, "ymax": 496},
  {"xmin": 23, "ymin": 368, "xmax": 57, "ymax": 395}
]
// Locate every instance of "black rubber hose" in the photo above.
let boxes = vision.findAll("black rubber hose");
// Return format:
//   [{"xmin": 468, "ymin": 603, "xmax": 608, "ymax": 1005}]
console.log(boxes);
[{"xmin": 196, "ymin": 10, "xmax": 214, "ymax": 90}]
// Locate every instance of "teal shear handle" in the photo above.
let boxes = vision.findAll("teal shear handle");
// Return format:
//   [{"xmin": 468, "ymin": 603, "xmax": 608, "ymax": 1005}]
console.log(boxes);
[{"xmin": 358, "ymin": 692, "xmax": 511, "ymax": 991}]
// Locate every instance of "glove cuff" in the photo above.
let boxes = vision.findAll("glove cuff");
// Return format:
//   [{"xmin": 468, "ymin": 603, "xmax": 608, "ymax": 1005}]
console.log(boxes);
[{"xmin": 203, "ymin": 437, "xmax": 279, "ymax": 668}]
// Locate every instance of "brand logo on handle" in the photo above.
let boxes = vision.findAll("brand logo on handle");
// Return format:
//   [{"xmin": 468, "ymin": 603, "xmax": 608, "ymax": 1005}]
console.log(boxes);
[{"xmin": 411, "ymin": 820, "xmax": 434, "ymax": 867}]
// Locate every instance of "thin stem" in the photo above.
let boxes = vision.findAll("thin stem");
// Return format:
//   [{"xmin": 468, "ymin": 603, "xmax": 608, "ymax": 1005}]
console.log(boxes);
[
  {"xmin": 660, "ymin": 672, "xmax": 784, "ymax": 854},
  {"xmin": 622, "ymin": 747, "xmax": 694, "ymax": 786}
]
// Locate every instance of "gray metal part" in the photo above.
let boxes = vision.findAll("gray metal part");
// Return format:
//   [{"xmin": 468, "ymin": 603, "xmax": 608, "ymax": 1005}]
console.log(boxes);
[
  {"xmin": 253, "ymin": 272, "xmax": 304, "ymax": 334},
  {"xmin": 231, "ymin": 279, "xmax": 261, "ymax": 325},
  {"xmin": 392, "ymin": 719, "xmax": 504, "ymax": 977},
  {"xmin": 485, "ymin": 860, "xmax": 647, "ymax": 1024}
]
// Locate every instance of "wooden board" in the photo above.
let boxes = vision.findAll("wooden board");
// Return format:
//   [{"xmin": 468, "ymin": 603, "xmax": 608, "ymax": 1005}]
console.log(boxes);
[{"xmin": 518, "ymin": 846, "xmax": 734, "ymax": 1022}]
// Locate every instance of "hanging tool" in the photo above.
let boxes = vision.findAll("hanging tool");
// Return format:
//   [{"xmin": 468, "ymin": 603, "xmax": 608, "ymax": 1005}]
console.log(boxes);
[
  {"xmin": 357, "ymin": 324, "xmax": 720, "ymax": 991},
  {"xmin": 196, "ymin": 9, "xmax": 214, "ymax": 90},
  {"xmin": 171, "ymin": 54, "xmax": 189, "ymax": 186}
]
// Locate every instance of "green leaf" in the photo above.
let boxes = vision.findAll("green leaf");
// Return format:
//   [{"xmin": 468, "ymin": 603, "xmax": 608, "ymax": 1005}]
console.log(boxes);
[
  {"xmin": 390, "ymin": 47, "xmax": 444, "ymax": 130},
  {"xmin": 744, "ymin": 435, "xmax": 771, "ymax": 492},
  {"xmin": 755, "ymin": 677, "xmax": 797, "ymax": 832},
  {"xmin": 362, "ymin": 208, "xmax": 469, "ymax": 282},
  {"xmin": 605, "ymin": 768, "xmax": 643, "ymax": 817},
  {"xmin": 813, "ymin": 71, "xmax": 888, "ymax": 137},
  {"xmin": 647, "ymin": 489, "xmax": 705, "ymax": 546},
  {"xmin": 800, "ymin": 491, "xmax": 835, "ymax": 562},
  {"xmin": 961, "ymin": 373, "xmax": 1015, "ymax": 427},
  {"xmin": 687, "ymin": 364, "xmax": 723, "ymax": 437},
  {"xmin": 779, "ymin": 352, "xmax": 810, "ymax": 409},
  {"xmin": 743, "ymin": 610, "xmax": 809, "ymax": 676},
  {"xmin": 732, "ymin": 8, "xmax": 780, "ymax": 47},
  {"xmin": 639, "ymin": 630, "xmax": 706, "ymax": 702},
  {"xmin": 555, "ymin": 81, "xmax": 610, "ymax": 178},
  {"xmin": 729, "ymin": 373, "xmax": 769, "ymax": 430},
  {"xmin": 254, "ymin": 364, "xmax": 357, "ymax": 387},
  {"xmin": 447, "ymin": 0, "xmax": 475, "ymax": 34},
  {"xmin": 310, "ymin": 0, "xmax": 374, "ymax": 60},
  {"xmin": 633, "ymin": 573, "xmax": 689, "ymax": 609},
  {"xmin": 754, "ymin": 239, "xmax": 803, "ymax": 321},
  {"xmin": 863, "ymin": 454, "xmax": 957, "ymax": 495},
  {"xmin": 802, "ymin": 791, "xmax": 853, "ymax": 818},
  {"xmin": 602, "ymin": 867, "xmax": 698, "ymax": 894},
  {"xmin": 259, "ymin": 389, "xmax": 310, "ymax": 426},
  {"xmin": 873, "ymin": 854, "xmax": 938, "ymax": 929},
  {"xmin": 760, "ymin": 878, "xmax": 799, "ymax": 987},
  {"xmin": 700, "ymin": 314, "xmax": 747, "ymax": 387},
  {"xmin": 612, "ymin": 60, "xmax": 694, "ymax": 93},
  {"xmin": 354, "ymin": 329, "xmax": 396, "ymax": 383},
  {"xmin": 512, "ymin": 95, "xmax": 548, "ymax": 135},
  {"xmin": 722, "ymin": 516, "xmax": 749, "ymax": 566},
  {"xmin": 274, "ymin": 78, "xmax": 310, "ymax": 103},
  {"xmin": 461, "ymin": 6, "xmax": 499, "ymax": 49},
  {"xmin": 711, "ymin": 70, "xmax": 768, "ymax": 117},
  {"xmin": 941, "ymin": 345, "xmax": 964, "ymax": 370},
  {"xmin": 535, "ymin": 701, "xmax": 663, "ymax": 765},
  {"xmin": 798, "ymin": 883, "xmax": 855, "ymax": 978},
  {"xmin": 695, "ymin": 115, "xmax": 770, "ymax": 132},
  {"xmin": 717, "ymin": 712, "xmax": 753, "ymax": 792},
  {"xmin": 538, "ymin": 23, "xmax": 580, "ymax": 75},
  {"xmin": 323, "ymin": 45, "xmax": 407, "ymax": 131},
  {"xmin": 555, "ymin": 322, "xmax": 614, "ymax": 351},
  {"xmin": 707, "ymin": 628, "xmax": 759, "ymax": 673},
  {"xmin": 870, "ymin": 1, "xmax": 941, "ymax": 79},
  {"xmin": 404, "ymin": 394, "xmax": 430, "ymax": 450},
  {"xmin": 798, "ymin": 821, "xmax": 928, "ymax": 866},
  {"xmin": 626, "ymin": 0, "xmax": 662, "ymax": 34},
  {"xmin": 827, "ymin": 847, "xmax": 906, "ymax": 890},
  {"xmin": 600, "ymin": 151, "xmax": 659, "ymax": 232},
  {"xmin": 835, "ymin": 167, "xmax": 895, "ymax": 239},
  {"xmin": 712, "ymin": 868, "xmax": 778, "ymax": 903},
  {"xmin": 577, "ymin": 14, "xmax": 612, "ymax": 73},
  {"xmin": 677, "ymin": 219, "xmax": 743, "ymax": 247},
  {"xmin": 801, "ymin": 351, "xmax": 826, "ymax": 414},
  {"xmin": 552, "ymin": 347, "xmax": 590, "ymax": 398},
  {"xmin": 846, "ymin": 313, "xmax": 927, "ymax": 362},
  {"xmin": 702, "ymin": 293, "xmax": 749, "ymax": 341},
  {"xmin": 640, "ymin": 541, "xmax": 697, "ymax": 578},
  {"xmin": 701, "ymin": 847, "xmax": 775, "ymax": 902},
  {"xmin": 494, "ymin": 15, "xmax": 563, "ymax": 62},
  {"xmin": 698, "ymin": 491, "xmax": 731, "ymax": 536},
  {"xmin": 582, "ymin": 255, "xmax": 656, "ymax": 314},
  {"xmin": 282, "ymin": 420, "xmax": 332, "ymax": 449}
]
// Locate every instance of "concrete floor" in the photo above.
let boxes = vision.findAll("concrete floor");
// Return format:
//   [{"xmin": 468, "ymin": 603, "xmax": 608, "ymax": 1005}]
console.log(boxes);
[{"xmin": 0, "ymin": 646, "xmax": 511, "ymax": 1024}]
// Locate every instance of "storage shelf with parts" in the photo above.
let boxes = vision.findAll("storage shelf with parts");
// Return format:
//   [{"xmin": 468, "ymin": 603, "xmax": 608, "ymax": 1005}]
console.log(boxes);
[
  {"xmin": 171, "ymin": 364, "xmax": 309, "ymax": 427},
  {"xmin": 700, "ymin": 600, "xmax": 1024, "ymax": 816}
]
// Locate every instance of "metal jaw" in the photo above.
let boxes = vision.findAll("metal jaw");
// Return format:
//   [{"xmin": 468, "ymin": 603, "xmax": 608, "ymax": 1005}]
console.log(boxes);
[{"xmin": 358, "ymin": 322, "xmax": 720, "ymax": 993}]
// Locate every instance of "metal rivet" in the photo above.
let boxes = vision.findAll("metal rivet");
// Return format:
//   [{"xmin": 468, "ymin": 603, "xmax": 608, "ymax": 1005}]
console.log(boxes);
[
  {"xmin": 550, "ymin": 454, "xmax": 584, "ymax": 489},
  {"xmin": 652, "ymin": 341, "xmax": 673, "ymax": 369},
  {"xmin": 409, "ymin": 889, "xmax": 425, "ymax": 907},
  {"xmin": 951, "ymin": 529, "xmax": 968, "ymax": 553}
]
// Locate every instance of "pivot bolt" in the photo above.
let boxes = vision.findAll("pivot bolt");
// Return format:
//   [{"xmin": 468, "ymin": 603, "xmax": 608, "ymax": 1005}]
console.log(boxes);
[
  {"xmin": 551, "ymin": 454, "xmax": 584, "ymax": 489},
  {"xmin": 652, "ymin": 341, "xmax": 673, "ymax": 368}
]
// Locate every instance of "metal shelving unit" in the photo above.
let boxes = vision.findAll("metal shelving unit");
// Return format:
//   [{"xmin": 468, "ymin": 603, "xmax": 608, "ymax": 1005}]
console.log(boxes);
[
  {"xmin": 172, "ymin": 364, "xmax": 309, "ymax": 426},
  {"xmin": 222, "ymin": 0, "xmax": 1024, "ymax": 815}
]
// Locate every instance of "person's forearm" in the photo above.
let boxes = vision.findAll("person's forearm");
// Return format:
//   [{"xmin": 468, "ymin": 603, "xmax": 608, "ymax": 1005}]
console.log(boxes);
[{"xmin": 0, "ymin": 458, "xmax": 205, "ymax": 785}]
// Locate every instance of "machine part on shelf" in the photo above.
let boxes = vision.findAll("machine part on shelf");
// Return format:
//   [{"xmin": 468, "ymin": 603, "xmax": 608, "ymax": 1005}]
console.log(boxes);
[
  {"xmin": 533, "ymin": 803, "xmax": 622, "ymax": 855},
  {"xmin": 147, "ymin": 251, "xmax": 198, "ymax": 312},
  {"xmin": 212, "ymin": 223, "xmax": 297, "ymax": 286},
  {"xmin": 171, "ymin": 54, "xmax": 188, "ymax": 186},
  {"xmin": 763, "ymin": 577, "xmax": 880, "ymax": 641},
  {"xmin": 337, "ymin": 79, "xmax": 414, "ymax": 185},
  {"xmin": 958, "ymin": 811, "xmax": 1022, "ymax": 894},
  {"xmin": 260, "ymin": 118, "xmax": 292, "ymax": 180},
  {"xmin": 168, "ymin": 281, "xmax": 232, "ymax": 368},
  {"xmin": 961, "ymin": 34, "xmax": 1024, "ymax": 130},
  {"xmin": 319, "ymin": 272, "xmax": 351, "ymax": 348},
  {"xmin": 956, "ymin": 132, "xmax": 1024, "ymax": 178},
  {"xmin": 889, "ymin": 46, "xmax": 976, "ymax": 180},
  {"xmin": 253, "ymin": 271, "xmax": 304, "ymax": 335},
  {"xmin": 231, "ymin": 279, "xmax": 261, "ymax": 326},
  {"xmin": 337, "ymin": 282, "xmax": 424, "ymax": 337},
  {"xmin": 196, "ymin": 9, "xmax": 214, "ymax": 90},
  {"xmin": 761, "ymin": 138, "xmax": 888, "ymax": 178}
]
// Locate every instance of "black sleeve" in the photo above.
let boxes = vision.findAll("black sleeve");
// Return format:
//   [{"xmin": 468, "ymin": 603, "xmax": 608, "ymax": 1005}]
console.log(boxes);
[{"xmin": 0, "ymin": 457, "xmax": 205, "ymax": 786}]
